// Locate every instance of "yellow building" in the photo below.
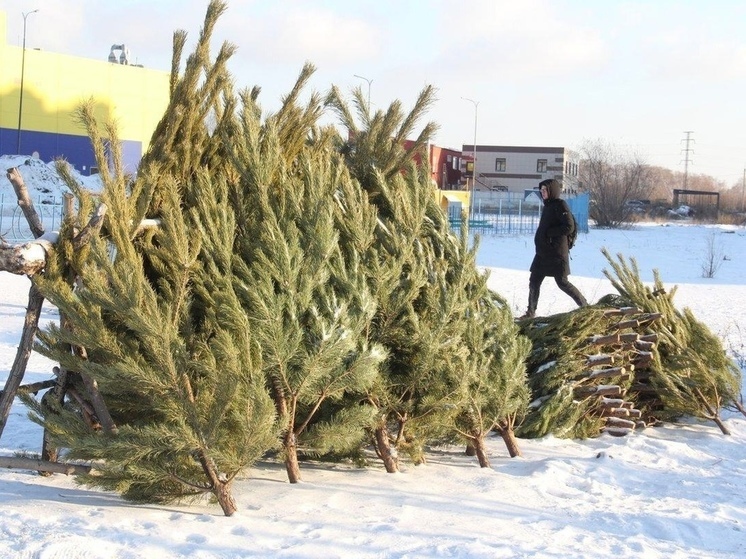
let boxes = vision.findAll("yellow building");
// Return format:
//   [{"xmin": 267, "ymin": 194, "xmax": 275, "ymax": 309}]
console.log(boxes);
[{"xmin": 0, "ymin": 10, "xmax": 170, "ymax": 175}]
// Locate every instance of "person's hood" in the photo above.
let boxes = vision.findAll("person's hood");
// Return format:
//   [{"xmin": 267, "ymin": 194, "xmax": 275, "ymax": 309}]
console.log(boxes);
[{"xmin": 543, "ymin": 179, "xmax": 563, "ymax": 202}]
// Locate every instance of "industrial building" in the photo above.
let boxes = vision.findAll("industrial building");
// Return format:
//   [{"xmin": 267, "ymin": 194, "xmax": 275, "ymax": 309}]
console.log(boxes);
[{"xmin": 0, "ymin": 10, "xmax": 170, "ymax": 175}]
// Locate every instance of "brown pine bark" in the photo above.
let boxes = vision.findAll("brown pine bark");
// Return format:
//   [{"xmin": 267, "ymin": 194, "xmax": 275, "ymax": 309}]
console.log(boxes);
[
  {"xmin": 6, "ymin": 166, "xmax": 44, "ymax": 238},
  {"xmin": 195, "ymin": 451, "xmax": 237, "ymax": 516},
  {"xmin": 496, "ymin": 419, "xmax": 522, "ymax": 458},
  {"xmin": 0, "ymin": 283, "xmax": 44, "ymax": 440},
  {"xmin": 695, "ymin": 387, "xmax": 731, "ymax": 436},
  {"xmin": 212, "ymin": 481, "xmax": 238, "ymax": 517},
  {"xmin": 283, "ymin": 429, "xmax": 302, "ymax": 483},
  {"xmin": 0, "ymin": 455, "xmax": 91, "ymax": 476},
  {"xmin": 471, "ymin": 436, "xmax": 490, "ymax": 468},
  {"xmin": 374, "ymin": 423, "xmax": 399, "ymax": 473}
]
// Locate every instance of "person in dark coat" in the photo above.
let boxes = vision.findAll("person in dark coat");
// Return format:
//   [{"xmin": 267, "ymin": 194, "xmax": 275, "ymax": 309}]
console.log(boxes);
[{"xmin": 519, "ymin": 178, "xmax": 587, "ymax": 319}]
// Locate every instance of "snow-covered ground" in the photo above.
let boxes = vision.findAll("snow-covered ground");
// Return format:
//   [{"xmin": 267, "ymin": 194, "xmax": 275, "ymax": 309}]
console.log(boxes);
[{"xmin": 1, "ymin": 157, "xmax": 745, "ymax": 558}]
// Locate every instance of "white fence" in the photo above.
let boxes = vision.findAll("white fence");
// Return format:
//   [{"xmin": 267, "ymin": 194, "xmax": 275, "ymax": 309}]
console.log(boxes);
[
  {"xmin": 1, "ymin": 192, "xmax": 590, "ymax": 242},
  {"xmin": 0, "ymin": 193, "xmax": 65, "ymax": 242},
  {"xmin": 448, "ymin": 191, "xmax": 589, "ymax": 236}
]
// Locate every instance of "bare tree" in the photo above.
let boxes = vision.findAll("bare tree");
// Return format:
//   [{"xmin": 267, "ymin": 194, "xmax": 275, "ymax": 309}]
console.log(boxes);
[
  {"xmin": 701, "ymin": 230, "xmax": 726, "ymax": 278},
  {"xmin": 579, "ymin": 139, "xmax": 652, "ymax": 227}
]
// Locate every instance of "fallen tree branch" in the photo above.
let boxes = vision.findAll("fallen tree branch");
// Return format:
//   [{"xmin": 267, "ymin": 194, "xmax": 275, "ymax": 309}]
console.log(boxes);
[
  {"xmin": 0, "ymin": 455, "xmax": 91, "ymax": 475},
  {"xmin": 6, "ymin": 166, "xmax": 44, "ymax": 238},
  {"xmin": 0, "ymin": 232, "xmax": 59, "ymax": 275},
  {"xmin": 0, "ymin": 284, "xmax": 45, "ymax": 439},
  {"xmin": 0, "ymin": 379, "xmax": 56, "ymax": 399}
]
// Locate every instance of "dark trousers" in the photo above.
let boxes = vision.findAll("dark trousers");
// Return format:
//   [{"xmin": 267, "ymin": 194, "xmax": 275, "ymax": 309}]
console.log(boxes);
[{"xmin": 527, "ymin": 272, "xmax": 587, "ymax": 315}]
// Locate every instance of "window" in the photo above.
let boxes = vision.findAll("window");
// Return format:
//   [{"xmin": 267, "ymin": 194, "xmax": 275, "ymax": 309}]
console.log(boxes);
[
  {"xmin": 495, "ymin": 158, "xmax": 506, "ymax": 172},
  {"xmin": 537, "ymin": 159, "xmax": 547, "ymax": 173}
]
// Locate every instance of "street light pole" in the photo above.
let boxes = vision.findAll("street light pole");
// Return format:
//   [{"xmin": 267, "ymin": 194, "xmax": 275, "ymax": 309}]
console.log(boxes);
[
  {"xmin": 17, "ymin": 9, "xmax": 39, "ymax": 155},
  {"xmin": 462, "ymin": 97, "xmax": 479, "ymax": 220},
  {"xmin": 354, "ymin": 74, "xmax": 372, "ymax": 109}
]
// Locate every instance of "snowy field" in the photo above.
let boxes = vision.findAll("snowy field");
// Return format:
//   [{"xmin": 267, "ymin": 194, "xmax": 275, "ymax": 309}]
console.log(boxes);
[{"xmin": 1, "ymin": 157, "xmax": 745, "ymax": 558}]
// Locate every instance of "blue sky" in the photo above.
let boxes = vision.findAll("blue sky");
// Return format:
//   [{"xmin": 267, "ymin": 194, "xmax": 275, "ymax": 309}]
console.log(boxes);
[{"xmin": 4, "ymin": 0, "xmax": 746, "ymax": 185}]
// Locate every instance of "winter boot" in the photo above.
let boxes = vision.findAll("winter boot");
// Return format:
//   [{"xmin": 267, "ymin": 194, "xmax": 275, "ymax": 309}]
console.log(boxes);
[
  {"xmin": 568, "ymin": 286, "xmax": 587, "ymax": 308},
  {"xmin": 518, "ymin": 285, "xmax": 540, "ymax": 320}
]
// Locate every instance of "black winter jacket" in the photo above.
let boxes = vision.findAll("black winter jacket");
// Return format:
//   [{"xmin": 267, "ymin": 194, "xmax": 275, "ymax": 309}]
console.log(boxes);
[{"xmin": 530, "ymin": 183, "xmax": 574, "ymax": 277}]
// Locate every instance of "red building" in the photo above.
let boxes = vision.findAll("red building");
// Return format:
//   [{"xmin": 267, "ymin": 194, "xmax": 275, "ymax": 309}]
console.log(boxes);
[{"xmin": 403, "ymin": 140, "xmax": 465, "ymax": 190}]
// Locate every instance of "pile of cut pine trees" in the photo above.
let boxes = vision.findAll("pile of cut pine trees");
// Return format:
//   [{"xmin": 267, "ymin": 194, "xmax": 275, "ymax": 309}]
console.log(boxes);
[
  {"xmin": 515, "ymin": 251, "xmax": 743, "ymax": 440},
  {"xmin": 517, "ymin": 305, "xmax": 664, "ymax": 439}
]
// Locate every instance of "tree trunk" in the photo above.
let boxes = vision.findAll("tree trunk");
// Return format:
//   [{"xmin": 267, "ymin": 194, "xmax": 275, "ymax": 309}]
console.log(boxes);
[
  {"xmin": 496, "ymin": 420, "xmax": 522, "ymax": 458},
  {"xmin": 199, "ymin": 458, "xmax": 238, "ymax": 516},
  {"xmin": 0, "ymin": 283, "xmax": 44, "ymax": 440},
  {"xmin": 212, "ymin": 479, "xmax": 238, "ymax": 517},
  {"xmin": 283, "ymin": 430, "xmax": 302, "ymax": 483},
  {"xmin": 472, "ymin": 436, "xmax": 490, "ymax": 468},
  {"xmin": 711, "ymin": 414, "xmax": 731, "ymax": 436},
  {"xmin": 695, "ymin": 387, "xmax": 731, "ymax": 435},
  {"xmin": 195, "ymin": 451, "xmax": 237, "ymax": 516},
  {"xmin": 374, "ymin": 423, "xmax": 399, "ymax": 473}
]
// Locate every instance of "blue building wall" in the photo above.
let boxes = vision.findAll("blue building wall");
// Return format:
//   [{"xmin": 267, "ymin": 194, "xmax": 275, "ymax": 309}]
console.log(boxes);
[
  {"xmin": 0, "ymin": 127, "xmax": 142, "ymax": 174},
  {"xmin": 567, "ymin": 193, "xmax": 590, "ymax": 234}
]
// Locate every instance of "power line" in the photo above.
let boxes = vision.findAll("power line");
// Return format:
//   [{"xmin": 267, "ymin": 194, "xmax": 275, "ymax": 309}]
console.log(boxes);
[{"xmin": 680, "ymin": 131, "xmax": 695, "ymax": 189}]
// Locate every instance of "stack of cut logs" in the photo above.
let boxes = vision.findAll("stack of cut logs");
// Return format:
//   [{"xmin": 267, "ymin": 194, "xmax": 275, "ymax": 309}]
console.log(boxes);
[{"xmin": 577, "ymin": 306, "xmax": 661, "ymax": 437}]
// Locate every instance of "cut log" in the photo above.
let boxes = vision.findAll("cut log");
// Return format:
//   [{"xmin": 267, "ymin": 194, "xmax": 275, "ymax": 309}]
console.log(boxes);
[
  {"xmin": 586, "ymin": 354, "xmax": 614, "ymax": 366},
  {"xmin": 588, "ymin": 333, "xmax": 621, "ymax": 346},
  {"xmin": 601, "ymin": 407, "xmax": 642, "ymax": 418},
  {"xmin": 575, "ymin": 384, "xmax": 623, "ymax": 397},
  {"xmin": 619, "ymin": 332, "xmax": 640, "ymax": 343},
  {"xmin": 0, "ymin": 455, "xmax": 91, "ymax": 475},
  {"xmin": 614, "ymin": 318, "xmax": 641, "ymax": 330},
  {"xmin": 634, "ymin": 340, "xmax": 655, "ymax": 352},
  {"xmin": 0, "ymin": 233, "xmax": 59, "ymax": 275},
  {"xmin": 586, "ymin": 366, "xmax": 626, "ymax": 381},
  {"xmin": 632, "ymin": 351, "xmax": 653, "ymax": 363},
  {"xmin": 601, "ymin": 407, "xmax": 630, "ymax": 417},
  {"xmin": 605, "ymin": 417, "xmax": 636, "ymax": 429}
]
